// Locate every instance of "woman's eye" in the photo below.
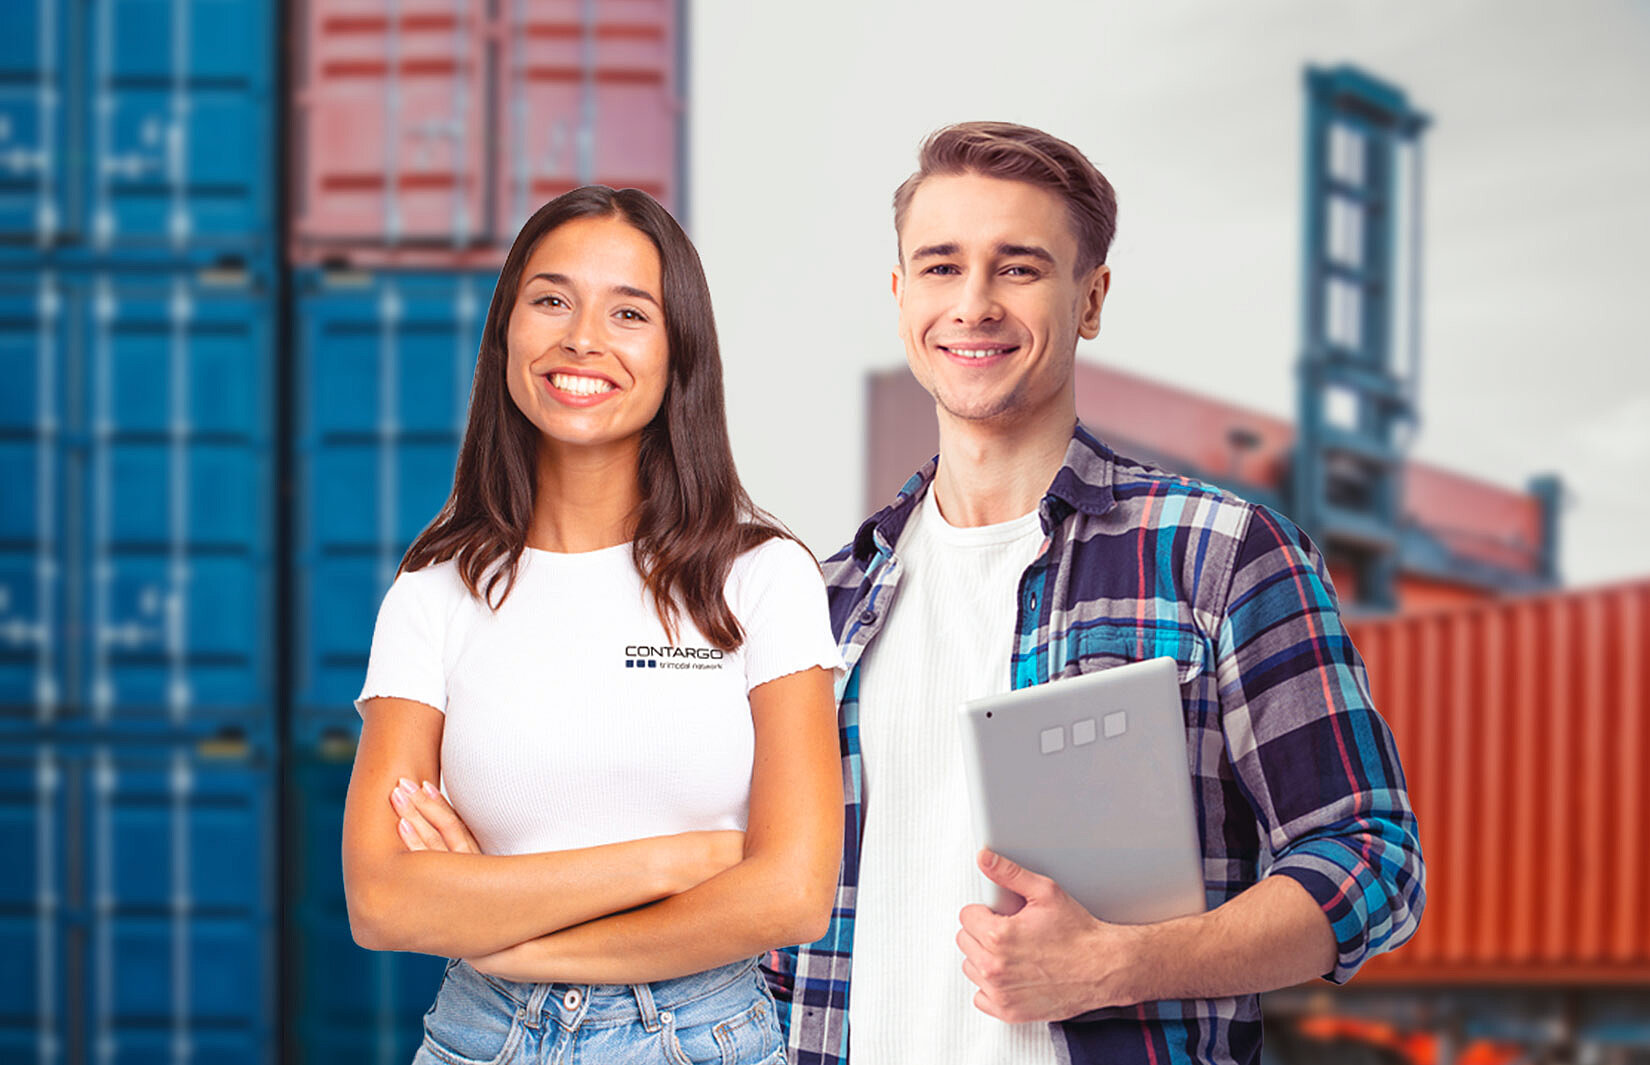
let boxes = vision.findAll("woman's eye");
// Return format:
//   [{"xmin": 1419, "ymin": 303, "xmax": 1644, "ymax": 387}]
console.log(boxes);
[
  {"xmin": 534, "ymin": 294, "xmax": 566, "ymax": 308},
  {"xmin": 617, "ymin": 308, "xmax": 647, "ymax": 322}
]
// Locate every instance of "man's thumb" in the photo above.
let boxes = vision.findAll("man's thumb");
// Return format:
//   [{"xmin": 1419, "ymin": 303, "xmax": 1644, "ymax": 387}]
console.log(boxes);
[{"xmin": 978, "ymin": 848, "xmax": 1030, "ymax": 890}]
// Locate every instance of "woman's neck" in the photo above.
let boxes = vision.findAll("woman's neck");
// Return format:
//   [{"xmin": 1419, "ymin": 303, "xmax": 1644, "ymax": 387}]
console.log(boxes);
[{"xmin": 525, "ymin": 439, "xmax": 645, "ymax": 553}]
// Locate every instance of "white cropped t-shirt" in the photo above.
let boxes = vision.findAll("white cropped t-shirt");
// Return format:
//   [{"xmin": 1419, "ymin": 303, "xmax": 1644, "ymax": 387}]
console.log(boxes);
[{"xmin": 356, "ymin": 537, "xmax": 843, "ymax": 857}]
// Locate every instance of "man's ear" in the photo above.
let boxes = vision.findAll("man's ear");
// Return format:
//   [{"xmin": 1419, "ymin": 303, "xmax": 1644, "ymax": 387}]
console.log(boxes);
[
  {"xmin": 891, "ymin": 266, "xmax": 903, "ymax": 303},
  {"xmin": 1078, "ymin": 264, "xmax": 1112, "ymax": 340}
]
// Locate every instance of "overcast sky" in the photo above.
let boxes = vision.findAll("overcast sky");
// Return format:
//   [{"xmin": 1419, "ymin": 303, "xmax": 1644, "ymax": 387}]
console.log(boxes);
[{"xmin": 689, "ymin": 0, "xmax": 1650, "ymax": 589}]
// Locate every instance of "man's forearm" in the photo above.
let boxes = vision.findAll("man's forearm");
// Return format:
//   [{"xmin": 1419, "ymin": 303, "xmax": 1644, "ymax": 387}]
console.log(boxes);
[{"xmin": 1110, "ymin": 876, "xmax": 1336, "ymax": 1005}]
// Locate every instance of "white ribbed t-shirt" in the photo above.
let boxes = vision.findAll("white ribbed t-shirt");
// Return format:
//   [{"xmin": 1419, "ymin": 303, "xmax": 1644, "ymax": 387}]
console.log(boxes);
[
  {"xmin": 355, "ymin": 537, "xmax": 843, "ymax": 856},
  {"xmin": 850, "ymin": 487, "xmax": 1058, "ymax": 1064}
]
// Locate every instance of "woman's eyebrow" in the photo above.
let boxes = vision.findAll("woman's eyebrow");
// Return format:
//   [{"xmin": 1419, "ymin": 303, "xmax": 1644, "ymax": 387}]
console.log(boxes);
[
  {"xmin": 526, "ymin": 272, "xmax": 659, "ymax": 307},
  {"xmin": 612, "ymin": 284, "xmax": 660, "ymax": 306}
]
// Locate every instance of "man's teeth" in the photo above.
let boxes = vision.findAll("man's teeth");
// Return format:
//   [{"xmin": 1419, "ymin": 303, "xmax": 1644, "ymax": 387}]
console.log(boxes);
[
  {"xmin": 550, "ymin": 373, "xmax": 615, "ymax": 396},
  {"xmin": 948, "ymin": 347, "xmax": 1011, "ymax": 359}
]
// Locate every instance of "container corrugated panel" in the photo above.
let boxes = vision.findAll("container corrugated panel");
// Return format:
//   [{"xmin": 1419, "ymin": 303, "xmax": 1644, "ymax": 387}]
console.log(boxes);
[
  {"xmin": 291, "ymin": 0, "xmax": 680, "ymax": 266},
  {"xmin": 1348, "ymin": 579, "xmax": 1650, "ymax": 984},
  {"xmin": 289, "ymin": 742, "xmax": 446, "ymax": 1064},
  {"xmin": 0, "ymin": 0, "xmax": 67, "ymax": 252},
  {"xmin": 292, "ymin": 268, "xmax": 494, "ymax": 743},
  {"xmin": 0, "ymin": 737, "xmax": 275, "ymax": 1063},
  {"xmin": 494, "ymin": 0, "xmax": 679, "ymax": 236},
  {"xmin": 292, "ymin": 0, "xmax": 489, "ymax": 253},
  {"xmin": 0, "ymin": 0, "xmax": 276, "ymax": 261},
  {"xmin": 0, "ymin": 266, "xmax": 275, "ymax": 732},
  {"xmin": 0, "ymin": 271, "xmax": 65, "ymax": 726}
]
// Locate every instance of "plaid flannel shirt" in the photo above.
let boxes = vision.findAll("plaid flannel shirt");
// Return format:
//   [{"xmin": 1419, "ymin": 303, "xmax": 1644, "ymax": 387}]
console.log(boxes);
[{"xmin": 764, "ymin": 423, "xmax": 1424, "ymax": 1065}]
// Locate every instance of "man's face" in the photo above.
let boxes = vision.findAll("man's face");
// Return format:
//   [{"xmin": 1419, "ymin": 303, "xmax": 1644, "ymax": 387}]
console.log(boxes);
[{"xmin": 894, "ymin": 172, "xmax": 1109, "ymax": 430}]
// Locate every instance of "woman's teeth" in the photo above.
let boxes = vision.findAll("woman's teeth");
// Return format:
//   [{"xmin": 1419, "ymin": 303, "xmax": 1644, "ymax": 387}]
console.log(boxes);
[{"xmin": 550, "ymin": 373, "xmax": 615, "ymax": 396}]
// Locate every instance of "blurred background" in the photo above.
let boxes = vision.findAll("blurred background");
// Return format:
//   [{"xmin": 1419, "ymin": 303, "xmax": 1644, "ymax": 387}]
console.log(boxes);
[{"xmin": 1, "ymin": 0, "xmax": 1646, "ymax": 1063}]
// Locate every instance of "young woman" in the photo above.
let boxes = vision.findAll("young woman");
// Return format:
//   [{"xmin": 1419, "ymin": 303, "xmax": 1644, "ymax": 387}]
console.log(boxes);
[{"xmin": 341, "ymin": 186, "xmax": 842, "ymax": 1065}]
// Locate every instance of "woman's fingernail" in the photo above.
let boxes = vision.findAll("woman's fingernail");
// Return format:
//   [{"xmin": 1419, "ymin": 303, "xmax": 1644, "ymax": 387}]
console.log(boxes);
[
  {"xmin": 390, "ymin": 789, "xmax": 406, "ymax": 807},
  {"xmin": 422, "ymin": 781, "xmax": 440, "ymax": 797},
  {"xmin": 397, "ymin": 777, "xmax": 417, "ymax": 793},
  {"xmin": 398, "ymin": 819, "xmax": 413, "ymax": 835}
]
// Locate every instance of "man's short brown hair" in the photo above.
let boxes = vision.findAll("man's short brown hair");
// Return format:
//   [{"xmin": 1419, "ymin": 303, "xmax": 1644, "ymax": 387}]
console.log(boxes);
[{"xmin": 893, "ymin": 121, "xmax": 1118, "ymax": 275}]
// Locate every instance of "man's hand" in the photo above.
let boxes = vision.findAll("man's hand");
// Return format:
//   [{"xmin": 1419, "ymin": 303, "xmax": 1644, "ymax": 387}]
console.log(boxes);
[
  {"xmin": 390, "ymin": 777, "xmax": 482, "ymax": 854},
  {"xmin": 956, "ymin": 849, "xmax": 1141, "ymax": 1023}
]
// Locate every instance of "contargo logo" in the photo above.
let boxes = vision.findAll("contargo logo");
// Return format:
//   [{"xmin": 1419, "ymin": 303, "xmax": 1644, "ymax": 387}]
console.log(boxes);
[{"xmin": 625, "ymin": 644, "xmax": 727, "ymax": 671}]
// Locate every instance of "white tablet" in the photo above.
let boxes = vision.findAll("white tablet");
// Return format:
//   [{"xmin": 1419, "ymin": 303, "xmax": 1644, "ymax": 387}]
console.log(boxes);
[{"xmin": 958, "ymin": 656, "xmax": 1207, "ymax": 924}]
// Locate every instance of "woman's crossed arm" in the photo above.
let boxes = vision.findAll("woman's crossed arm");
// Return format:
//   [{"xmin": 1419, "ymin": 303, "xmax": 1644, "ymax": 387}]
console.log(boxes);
[
  {"xmin": 395, "ymin": 666, "xmax": 843, "ymax": 984},
  {"xmin": 342, "ymin": 697, "xmax": 743, "ymax": 958}
]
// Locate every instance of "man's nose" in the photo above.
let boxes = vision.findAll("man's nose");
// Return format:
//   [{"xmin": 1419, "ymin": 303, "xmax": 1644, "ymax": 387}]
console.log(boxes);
[{"xmin": 952, "ymin": 274, "xmax": 1003, "ymax": 325}]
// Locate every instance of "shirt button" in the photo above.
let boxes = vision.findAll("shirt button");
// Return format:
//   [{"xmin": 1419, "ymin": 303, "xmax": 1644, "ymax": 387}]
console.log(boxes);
[
  {"xmin": 859, "ymin": 608, "xmax": 877, "ymax": 624},
  {"xmin": 562, "ymin": 988, "xmax": 582, "ymax": 1011},
  {"xmin": 1028, "ymin": 593, "xmax": 1039, "ymax": 611}
]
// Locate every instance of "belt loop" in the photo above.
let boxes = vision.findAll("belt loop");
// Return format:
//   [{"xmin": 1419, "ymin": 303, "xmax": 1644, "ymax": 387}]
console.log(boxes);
[
  {"xmin": 631, "ymin": 980, "xmax": 661, "ymax": 1032},
  {"xmin": 524, "ymin": 981, "xmax": 552, "ymax": 1028}
]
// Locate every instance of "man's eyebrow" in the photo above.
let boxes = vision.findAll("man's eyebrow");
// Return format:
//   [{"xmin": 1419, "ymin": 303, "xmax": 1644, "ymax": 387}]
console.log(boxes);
[
  {"xmin": 907, "ymin": 242, "xmax": 1056, "ymax": 265},
  {"xmin": 526, "ymin": 273, "xmax": 660, "ymax": 306},
  {"xmin": 909, "ymin": 243, "xmax": 960, "ymax": 261},
  {"xmin": 996, "ymin": 242, "xmax": 1056, "ymax": 264}
]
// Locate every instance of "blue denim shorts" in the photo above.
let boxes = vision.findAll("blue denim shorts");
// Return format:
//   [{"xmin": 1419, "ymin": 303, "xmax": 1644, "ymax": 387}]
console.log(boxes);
[{"xmin": 411, "ymin": 955, "xmax": 785, "ymax": 1065}]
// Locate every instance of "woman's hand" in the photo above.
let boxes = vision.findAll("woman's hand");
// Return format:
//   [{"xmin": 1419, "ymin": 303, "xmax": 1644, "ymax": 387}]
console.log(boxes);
[{"xmin": 390, "ymin": 778, "xmax": 482, "ymax": 854}]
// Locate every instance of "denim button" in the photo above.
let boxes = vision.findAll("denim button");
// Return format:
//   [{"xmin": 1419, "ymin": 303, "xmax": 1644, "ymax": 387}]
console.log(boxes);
[
  {"xmin": 659, "ymin": 1009, "xmax": 674, "ymax": 1023},
  {"xmin": 563, "ymin": 988, "xmax": 582, "ymax": 1010}
]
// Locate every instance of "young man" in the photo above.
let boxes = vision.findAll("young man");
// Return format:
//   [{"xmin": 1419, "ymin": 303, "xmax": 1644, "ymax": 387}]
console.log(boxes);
[{"xmin": 765, "ymin": 122, "xmax": 1425, "ymax": 1065}]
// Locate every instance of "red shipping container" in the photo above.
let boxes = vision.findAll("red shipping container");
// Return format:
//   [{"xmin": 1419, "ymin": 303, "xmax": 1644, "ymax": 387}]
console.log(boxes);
[
  {"xmin": 495, "ymin": 0, "xmax": 679, "ymax": 239},
  {"xmin": 1349, "ymin": 580, "xmax": 1650, "ymax": 984},
  {"xmin": 292, "ymin": 0, "xmax": 490, "ymax": 253},
  {"xmin": 291, "ymin": 0, "xmax": 679, "ymax": 266}
]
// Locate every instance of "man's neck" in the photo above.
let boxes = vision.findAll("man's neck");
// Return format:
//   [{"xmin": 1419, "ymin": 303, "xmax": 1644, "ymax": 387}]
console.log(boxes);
[{"xmin": 930, "ymin": 407, "xmax": 1073, "ymax": 528}]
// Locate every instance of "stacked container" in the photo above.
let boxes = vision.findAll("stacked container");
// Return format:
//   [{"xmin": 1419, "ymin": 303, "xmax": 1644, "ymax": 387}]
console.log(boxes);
[
  {"xmin": 284, "ymin": 1, "xmax": 682, "ymax": 1061},
  {"xmin": 1, "ymin": 0, "xmax": 280, "ymax": 1060}
]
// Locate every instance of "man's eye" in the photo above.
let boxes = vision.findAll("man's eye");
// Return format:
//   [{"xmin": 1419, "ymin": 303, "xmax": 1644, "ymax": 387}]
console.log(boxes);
[
  {"xmin": 923, "ymin": 264, "xmax": 960, "ymax": 276},
  {"xmin": 1004, "ymin": 265, "xmax": 1040, "ymax": 278}
]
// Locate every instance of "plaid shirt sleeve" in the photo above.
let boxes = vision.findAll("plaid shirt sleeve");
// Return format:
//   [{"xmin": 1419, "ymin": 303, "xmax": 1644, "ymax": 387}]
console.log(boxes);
[{"xmin": 1216, "ymin": 505, "xmax": 1426, "ymax": 983}]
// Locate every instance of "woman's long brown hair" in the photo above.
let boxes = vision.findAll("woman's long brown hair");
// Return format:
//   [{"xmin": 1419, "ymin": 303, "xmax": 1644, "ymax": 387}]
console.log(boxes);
[{"xmin": 399, "ymin": 186, "xmax": 791, "ymax": 651}]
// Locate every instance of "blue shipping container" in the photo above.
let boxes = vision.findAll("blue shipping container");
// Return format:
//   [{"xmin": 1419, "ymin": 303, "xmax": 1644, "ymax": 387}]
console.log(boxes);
[
  {"xmin": 0, "ymin": 736, "xmax": 275, "ymax": 1064},
  {"xmin": 0, "ymin": 0, "xmax": 275, "ymax": 262},
  {"xmin": 289, "ymin": 741, "xmax": 446, "ymax": 1065},
  {"xmin": 292, "ymin": 267, "xmax": 496, "ymax": 744},
  {"xmin": 0, "ymin": 266, "xmax": 275, "ymax": 732}
]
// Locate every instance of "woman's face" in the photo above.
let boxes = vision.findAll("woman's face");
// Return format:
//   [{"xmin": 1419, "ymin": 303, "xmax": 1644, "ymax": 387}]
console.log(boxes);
[{"xmin": 505, "ymin": 214, "xmax": 670, "ymax": 461}]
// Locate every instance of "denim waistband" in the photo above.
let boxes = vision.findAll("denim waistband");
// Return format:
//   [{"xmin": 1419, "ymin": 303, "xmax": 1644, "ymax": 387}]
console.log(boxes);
[{"xmin": 456, "ymin": 956, "xmax": 761, "ymax": 1030}]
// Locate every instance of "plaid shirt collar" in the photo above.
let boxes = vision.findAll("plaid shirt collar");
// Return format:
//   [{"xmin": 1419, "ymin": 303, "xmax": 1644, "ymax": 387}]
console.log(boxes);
[{"xmin": 848, "ymin": 421, "xmax": 1118, "ymax": 568}]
